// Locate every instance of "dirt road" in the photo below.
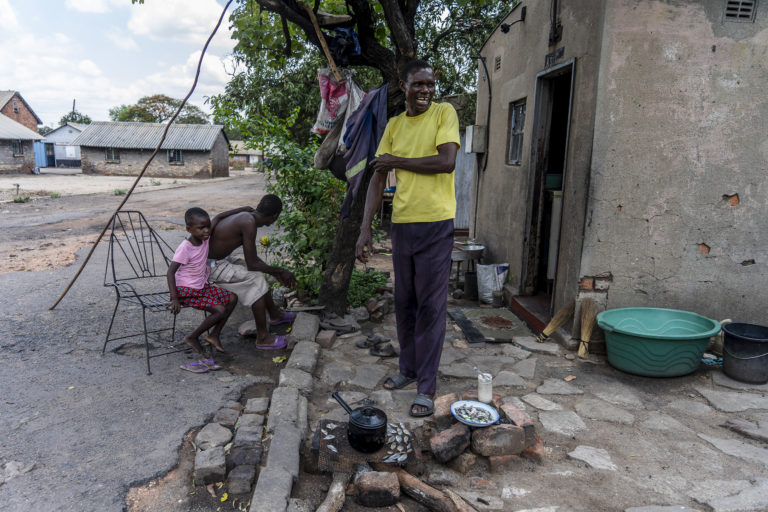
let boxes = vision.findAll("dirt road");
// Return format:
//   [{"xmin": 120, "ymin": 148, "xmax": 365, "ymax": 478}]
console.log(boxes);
[{"xmin": 1, "ymin": 171, "xmax": 270, "ymax": 273}]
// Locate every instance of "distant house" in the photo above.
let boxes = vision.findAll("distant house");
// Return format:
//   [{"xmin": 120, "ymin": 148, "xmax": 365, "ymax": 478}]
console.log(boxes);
[
  {"xmin": 42, "ymin": 123, "xmax": 88, "ymax": 168},
  {"xmin": 0, "ymin": 91, "xmax": 42, "ymax": 132},
  {"xmin": 0, "ymin": 114, "xmax": 42, "ymax": 173},
  {"xmin": 74, "ymin": 122, "xmax": 229, "ymax": 178},
  {"xmin": 229, "ymin": 141, "xmax": 264, "ymax": 168}
]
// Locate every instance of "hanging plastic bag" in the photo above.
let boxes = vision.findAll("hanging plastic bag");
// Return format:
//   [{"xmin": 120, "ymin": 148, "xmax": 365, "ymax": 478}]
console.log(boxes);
[
  {"xmin": 312, "ymin": 68, "xmax": 350, "ymax": 135},
  {"xmin": 477, "ymin": 263, "xmax": 509, "ymax": 304}
]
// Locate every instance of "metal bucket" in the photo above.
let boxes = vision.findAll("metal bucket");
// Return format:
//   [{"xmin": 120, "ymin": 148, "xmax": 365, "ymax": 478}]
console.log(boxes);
[{"xmin": 723, "ymin": 322, "xmax": 768, "ymax": 384}]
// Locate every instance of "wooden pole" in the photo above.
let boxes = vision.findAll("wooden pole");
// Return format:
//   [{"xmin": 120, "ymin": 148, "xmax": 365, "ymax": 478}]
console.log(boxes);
[{"xmin": 301, "ymin": 3, "xmax": 342, "ymax": 82}]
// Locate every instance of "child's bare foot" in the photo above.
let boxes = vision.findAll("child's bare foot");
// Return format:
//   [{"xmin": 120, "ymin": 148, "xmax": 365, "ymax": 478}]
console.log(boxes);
[
  {"xmin": 255, "ymin": 332, "xmax": 276, "ymax": 347},
  {"xmin": 254, "ymin": 333, "xmax": 287, "ymax": 350},
  {"xmin": 204, "ymin": 335, "xmax": 227, "ymax": 353},
  {"xmin": 183, "ymin": 335, "xmax": 205, "ymax": 355}
]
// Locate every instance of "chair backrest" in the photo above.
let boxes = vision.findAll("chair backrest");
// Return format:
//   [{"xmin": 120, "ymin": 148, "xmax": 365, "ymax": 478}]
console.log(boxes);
[{"xmin": 104, "ymin": 210, "xmax": 176, "ymax": 286}]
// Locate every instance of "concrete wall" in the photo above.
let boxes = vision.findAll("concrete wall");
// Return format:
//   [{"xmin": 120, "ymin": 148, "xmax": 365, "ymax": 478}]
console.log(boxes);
[
  {"xmin": 586, "ymin": 0, "xmax": 768, "ymax": 323},
  {"xmin": 0, "ymin": 140, "xmax": 35, "ymax": 173},
  {"xmin": 0, "ymin": 94, "xmax": 39, "ymax": 131},
  {"xmin": 81, "ymin": 133, "xmax": 229, "ymax": 178},
  {"xmin": 474, "ymin": 0, "xmax": 604, "ymax": 311}
]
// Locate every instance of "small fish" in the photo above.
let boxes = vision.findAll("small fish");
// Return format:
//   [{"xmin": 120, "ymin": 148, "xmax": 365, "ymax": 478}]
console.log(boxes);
[
  {"xmin": 326, "ymin": 423, "xmax": 337, "ymax": 429},
  {"xmin": 389, "ymin": 442, "xmax": 397, "ymax": 450},
  {"xmin": 321, "ymin": 429, "xmax": 328, "ymax": 435},
  {"xmin": 323, "ymin": 434, "xmax": 335, "ymax": 440},
  {"xmin": 395, "ymin": 435, "xmax": 402, "ymax": 443},
  {"xmin": 328, "ymin": 445, "xmax": 338, "ymax": 453},
  {"xmin": 396, "ymin": 453, "xmax": 408, "ymax": 462}
]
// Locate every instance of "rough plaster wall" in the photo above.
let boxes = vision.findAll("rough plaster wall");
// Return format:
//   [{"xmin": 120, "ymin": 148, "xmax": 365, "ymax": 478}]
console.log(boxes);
[
  {"xmin": 474, "ymin": 0, "xmax": 603, "ymax": 309},
  {"xmin": 587, "ymin": 0, "xmax": 768, "ymax": 323},
  {"xmin": 0, "ymin": 140, "xmax": 35, "ymax": 173},
  {"xmin": 210, "ymin": 133, "xmax": 229, "ymax": 178},
  {"xmin": 81, "ymin": 148, "xmax": 215, "ymax": 178}
]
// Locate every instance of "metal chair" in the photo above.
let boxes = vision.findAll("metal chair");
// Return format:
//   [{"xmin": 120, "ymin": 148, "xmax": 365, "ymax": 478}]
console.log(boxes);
[{"xmin": 102, "ymin": 210, "xmax": 197, "ymax": 374}]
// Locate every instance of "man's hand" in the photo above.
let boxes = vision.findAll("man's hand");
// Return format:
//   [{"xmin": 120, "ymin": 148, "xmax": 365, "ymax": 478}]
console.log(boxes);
[
  {"xmin": 356, "ymin": 227, "xmax": 372, "ymax": 263},
  {"xmin": 170, "ymin": 299, "xmax": 180, "ymax": 315},
  {"xmin": 276, "ymin": 269, "xmax": 297, "ymax": 289},
  {"xmin": 371, "ymin": 154, "xmax": 397, "ymax": 174}
]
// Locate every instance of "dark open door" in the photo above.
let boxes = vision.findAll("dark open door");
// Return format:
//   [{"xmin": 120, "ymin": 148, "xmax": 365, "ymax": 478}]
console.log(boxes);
[{"xmin": 45, "ymin": 143, "xmax": 56, "ymax": 167}]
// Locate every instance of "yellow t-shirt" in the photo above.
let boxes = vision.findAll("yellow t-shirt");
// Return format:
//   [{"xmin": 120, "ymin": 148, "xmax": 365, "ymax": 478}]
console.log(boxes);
[{"xmin": 376, "ymin": 102, "xmax": 461, "ymax": 223}]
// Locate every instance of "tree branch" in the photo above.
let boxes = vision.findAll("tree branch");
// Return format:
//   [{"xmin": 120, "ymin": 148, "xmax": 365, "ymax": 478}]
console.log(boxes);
[
  {"xmin": 281, "ymin": 15, "xmax": 292, "ymax": 56},
  {"xmin": 379, "ymin": 0, "xmax": 417, "ymax": 59}
]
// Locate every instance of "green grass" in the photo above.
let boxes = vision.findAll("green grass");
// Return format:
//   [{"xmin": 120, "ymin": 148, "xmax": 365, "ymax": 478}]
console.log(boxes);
[
  {"xmin": 114, "ymin": 189, "xmax": 127, "ymax": 196},
  {"xmin": 13, "ymin": 195, "xmax": 31, "ymax": 203},
  {"xmin": 49, "ymin": 192, "xmax": 61, "ymax": 198},
  {"xmin": 150, "ymin": 179, "xmax": 161, "ymax": 186}
]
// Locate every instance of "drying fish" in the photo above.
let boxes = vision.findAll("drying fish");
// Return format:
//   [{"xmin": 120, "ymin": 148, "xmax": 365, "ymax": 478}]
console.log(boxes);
[
  {"xmin": 326, "ymin": 423, "xmax": 337, "ymax": 429},
  {"xmin": 323, "ymin": 434, "xmax": 336, "ymax": 440},
  {"xmin": 328, "ymin": 445, "xmax": 338, "ymax": 453},
  {"xmin": 321, "ymin": 429, "xmax": 328, "ymax": 435},
  {"xmin": 389, "ymin": 442, "xmax": 397, "ymax": 450},
  {"xmin": 396, "ymin": 453, "xmax": 408, "ymax": 462},
  {"xmin": 454, "ymin": 404, "xmax": 495, "ymax": 424}
]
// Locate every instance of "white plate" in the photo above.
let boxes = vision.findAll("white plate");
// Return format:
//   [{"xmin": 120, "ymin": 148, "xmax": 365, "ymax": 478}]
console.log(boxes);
[{"xmin": 450, "ymin": 400, "xmax": 500, "ymax": 427}]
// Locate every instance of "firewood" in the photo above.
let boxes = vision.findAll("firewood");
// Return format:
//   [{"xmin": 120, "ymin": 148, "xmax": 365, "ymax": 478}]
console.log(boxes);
[
  {"xmin": 372, "ymin": 464, "xmax": 457, "ymax": 512},
  {"xmin": 315, "ymin": 472, "xmax": 351, "ymax": 512},
  {"xmin": 444, "ymin": 489, "xmax": 478, "ymax": 512}
]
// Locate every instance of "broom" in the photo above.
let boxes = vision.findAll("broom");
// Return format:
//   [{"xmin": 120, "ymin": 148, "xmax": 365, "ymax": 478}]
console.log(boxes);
[
  {"xmin": 578, "ymin": 298, "xmax": 597, "ymax": 359},
  {"xmin": 536, "ymin": 300, "xmax": 575, "ymax": 342}
]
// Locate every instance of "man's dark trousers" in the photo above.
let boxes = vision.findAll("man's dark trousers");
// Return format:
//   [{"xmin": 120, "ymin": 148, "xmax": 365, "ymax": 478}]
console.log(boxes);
[{"xmin": 391, "ymin": 219, "xmax": 454, "ymax": 396}]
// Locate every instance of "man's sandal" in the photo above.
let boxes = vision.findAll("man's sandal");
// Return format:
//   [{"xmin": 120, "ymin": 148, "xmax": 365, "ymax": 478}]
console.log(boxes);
[
  {"xmin": 355, "ymin": 334, "xmax": 390, "ymax": 349},
  {"xmin": 370, "ymin": 342, "xmax": 398, "ymax": 358},
  {"xmin": 410, "ymin": 394, "xmax": 435, "ymax": 418},
  {"xmin": 383, "ymin": 373, "xmax": 416, "ymax": 390}
]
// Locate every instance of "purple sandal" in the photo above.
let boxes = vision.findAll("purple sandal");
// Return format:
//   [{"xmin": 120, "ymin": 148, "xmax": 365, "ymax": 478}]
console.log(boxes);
[
  {"xmin": 255, "ymin": 335, "xmax": 288, "ymax": 350},
  {"xmin": 180, "ymin": 361, "xmax": 208, "ymax": 373},
  {"xmin": 269, "ymin": 311, "xmax": 297, "ymax": 327}
]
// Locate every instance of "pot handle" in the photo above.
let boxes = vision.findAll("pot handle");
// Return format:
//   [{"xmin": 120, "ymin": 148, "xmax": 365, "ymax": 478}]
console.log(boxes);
[{"xmin": 332, "ymin": 392, "xmax": 355, "ymax": 416}]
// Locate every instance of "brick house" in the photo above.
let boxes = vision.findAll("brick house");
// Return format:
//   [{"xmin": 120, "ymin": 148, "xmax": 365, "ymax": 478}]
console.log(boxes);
[
  {"xmin": 74, "ymin": 122, "xmax": 229, "ymax": 178},
  {"xmin": 0, "ymin": 114, "xmax": 42, "ymax": 173},
  {"xmin": 0, "ymin": 91, "xmax": 42, "ymax": 132}
]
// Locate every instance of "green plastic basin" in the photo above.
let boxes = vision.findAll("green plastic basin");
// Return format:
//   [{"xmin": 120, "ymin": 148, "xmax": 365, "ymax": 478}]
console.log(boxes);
[{"xmin": 596, "ymin": 307, "xmax": 721, "ymax": 377}]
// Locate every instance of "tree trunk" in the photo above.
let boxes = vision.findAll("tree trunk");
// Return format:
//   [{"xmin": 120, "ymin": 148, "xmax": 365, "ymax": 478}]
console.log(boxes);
[{"xmin": 318, "ymin": 166, "xmax": 374, "ymax": 315}]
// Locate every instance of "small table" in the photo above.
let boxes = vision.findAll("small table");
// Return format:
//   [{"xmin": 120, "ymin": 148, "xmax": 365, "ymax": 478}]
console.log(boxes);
[{"xmin": 451, "ymin": 244, "xmax": 484, "ymax": 285}]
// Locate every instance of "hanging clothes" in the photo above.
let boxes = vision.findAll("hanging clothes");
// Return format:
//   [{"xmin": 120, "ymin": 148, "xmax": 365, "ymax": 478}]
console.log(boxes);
[{"xmin": 339, "ymin": 83, "xmax": 388, "ymax": 219}]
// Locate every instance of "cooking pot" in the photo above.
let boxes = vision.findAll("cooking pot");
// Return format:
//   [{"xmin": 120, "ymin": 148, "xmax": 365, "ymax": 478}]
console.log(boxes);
[{"xmin": 332, "ymin": 392, "xmax": 387, "ymax": 453}]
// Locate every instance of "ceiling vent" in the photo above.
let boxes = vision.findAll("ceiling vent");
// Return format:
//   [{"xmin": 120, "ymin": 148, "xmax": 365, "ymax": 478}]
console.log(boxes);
[{"xmin": 724, "ymin": 0, "xmax": 757, "ymax": 22}]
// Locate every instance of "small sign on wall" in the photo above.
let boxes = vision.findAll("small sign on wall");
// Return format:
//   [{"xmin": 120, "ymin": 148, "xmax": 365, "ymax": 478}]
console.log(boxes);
[{"xmin": 545, "ymin": 47, "xmax": 565, "ymax": 68}]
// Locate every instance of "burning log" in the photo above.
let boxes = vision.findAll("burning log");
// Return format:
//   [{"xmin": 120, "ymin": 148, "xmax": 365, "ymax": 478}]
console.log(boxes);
[
  {"xmin": 444, "ymin": 488, "xmax": 479, "ymax": 512},
  {"xmin": 316, "ymin": 472, "xmax": 351, "ymax": 512},
  {"xmin": 372, "ymin": 464, "xmax": 457, "ymax": 512}
]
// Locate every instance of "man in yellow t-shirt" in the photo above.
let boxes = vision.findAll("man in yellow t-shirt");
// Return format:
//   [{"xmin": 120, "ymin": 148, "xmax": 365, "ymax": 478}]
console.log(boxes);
[{"xmin": 356, "ymin": 59, "xmax": 460, "ymax": 417}]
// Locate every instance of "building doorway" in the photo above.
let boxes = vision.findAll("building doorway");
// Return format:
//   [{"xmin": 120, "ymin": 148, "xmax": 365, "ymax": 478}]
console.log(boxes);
[{"xmin": 520, "ymin": 60, "xmax": 574, "ymax": 316}]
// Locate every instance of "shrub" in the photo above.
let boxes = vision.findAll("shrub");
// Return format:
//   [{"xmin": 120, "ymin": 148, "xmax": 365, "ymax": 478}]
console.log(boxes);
[
  {"xmin": 114, "ymin": 189, "xmax": 126, "ymax": 196},
  {"xmin": 13, "ymin": 195, "xmax": 30, "ymax": 203},
  {"xmin": 49, "ymin": 192, "xmax": 61, "ymax": 198},
  {"xmin": 347, "ymin": 269, "xmax": 388, "ymax": 307},
  {"xmin": 150, "ymin": 179, "xmax": 161, "ymax": 186}
]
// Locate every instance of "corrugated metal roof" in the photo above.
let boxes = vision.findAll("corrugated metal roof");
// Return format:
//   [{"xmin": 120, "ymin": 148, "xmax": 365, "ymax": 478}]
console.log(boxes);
[
  {"xmin": 0, "ymin": 114, "xmax": 43, "ymax": 140},
  {"xmin": 72, "ymin": 121, "xmax": 226, "ymax": 151}
]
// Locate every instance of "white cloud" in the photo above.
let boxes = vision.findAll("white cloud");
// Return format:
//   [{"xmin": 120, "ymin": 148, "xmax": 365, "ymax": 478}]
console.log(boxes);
[
  {"xmin": 64, "ymin": 0, "xmax": 110, "ymax": 14},
  {"xmin": 0, "ymin": 0, "xmax": 19, "ymax": 31},
  {"xmin": 127, "ymin": 0, "xmax": 232, "ymax": 47},
  {"xmin": 78, "ymin": 59, "xmax": 102, "ymax": 76},
  {"xmin": 105, "ymin": 28, "xmax": 138, "ymax": 51}
]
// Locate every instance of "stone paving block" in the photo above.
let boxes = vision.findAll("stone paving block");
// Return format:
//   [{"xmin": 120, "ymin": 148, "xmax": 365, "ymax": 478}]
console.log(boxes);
[
  {"xmin": 568, "ymin": 445, "xmax": 617, "ymax": 470},
  {"xmin": 233, "ymin": 427, "xmax": 263, "ymax": 449},
  {"xmin": 696, "ymin": 387, "xmax": 768, "ymax": 412},
  {"xmin": 667, "ymin": 399, "xmax": 713, "ymax": 416},
  {"xmin": 315, "ymin": 329, "xmax": 337, "ymax": 348},
  {"xmin": 290, "ymin": 312, "xmax": 321, "ymax": 344},
  {"xmin": 266, "ymin": 386, "xmax": 300, "ymax": 433},
  {"xmin": 237, "ymin": 413, "xmax": 265, "ymax": 429},
  {"xmin": 213, "ymin": 407, "xmax": 240, "ymax": 426},
  {"xmin": 536, "ymin": 378, "xmax": 584, "ymax": 395},
  {"xmin": 494, "ymin": 370, "xmax": 527, "ymax": 388},
  {"xmin": 522, "ymin": 393, "xmax": 562, "ymax": 411},
  {"xmin": 266, "ymin": 425, "xmax": 301, "ymax": 480},
  {"xmin": 502, "ymin": 343, "xmax": 532, "ymax": 359},
  {"xmin": 244, "ymin": 397, "xmax": 270, "ymax": 414},
  {"xmin": 439, "ymin": 362, "xmax": 477, "ymax": 379},
  {"xmin": 249, "ymin": 466, "xmax": 293, "ymax": 512},
  {"xmin": 221, "ymin": 400, "xmax": 244, "ymax": 412},
  {"xmin": 356, "ymin": 471, "xmax": 400, "ymax": 507},
  {"xmin": 194, "ymin": 446, "xmax": 226, "ymax": 485},
  {"xmin": 196, "ymin": 423, "xmax": 233, "ymax": 451},
  {"xmin": 227, "ymin": 464, "xmax": 256, "ymax": 495},
  {"xmin": 712, "ymin": 372, "xmax": 768, "ymax": 392},
  {"xmin": 279, "ymin": 368, "xmax": 313, "ymax": 396},
  {"xmin": 320, "ymin": 362, "xmax": 353, "ymax": 387},
  {"xmin": 454, "ymin": 491, "xmax": 504, "ymax": 511},
  {"xmin": 539, "ymin": 410, "xmax": 587, "ymax": 436},
  {"xmin": 326, "ymin": 391, "xmax": 368, "ymax": 406},
  {"xmin": 625, "ymin": 507, "xmax": 700, "ymax": 512},
  {"xmin": 287, "ymin": 498, "xmax": 314, "ymax": 512},
  {"xmin": 512, "ymin": 357, "xmax": 537, "ymax": 379},
  {"xmin": 346, "ymin": 364, "xmax": 388, "ymax": 390},
  {"xmin": 439, "ymin": 346, "xmax": 463, "ymax": 365},
  {"xmin": 489, "ymin": 454, "xmax": 526, "ymax": 472},
  {"xmin": 640, "ymin": 412, "xmax": 690, "ymax": 432},
  {"xmin": 227, "ymin": 444, "xmax": 263, "ymax": 472},
  {"xmin": 471, "ymin": 424, "xmax": 525, "ymax": 456},
  {"xmin": 285, "ymin": 341, "xmax": 319, "ymax": 373},
  {"xmin": 592, "ymin": 380, "xmax": 643, "ymax": 406},
  {"xmin": 687, "ymin": 479, "xmax": 752, "ymax": 505},
  {"xmin": 298, "ymin": 395, "xmax": 308, "ymax": 438},
  {"xmin": 429, "ymin": 422, "xmax": 470, "ymax": 463},
  {"xmin": 574, "ymin": 398, "xmax": 634, "ymax": 425},
  {"xmin": 698, "ymin": 434, "xmax": 768, "ymax": 466},
  {"xmin": 513, "ymin": 336, "xmax": 560, "ymax": 355}
]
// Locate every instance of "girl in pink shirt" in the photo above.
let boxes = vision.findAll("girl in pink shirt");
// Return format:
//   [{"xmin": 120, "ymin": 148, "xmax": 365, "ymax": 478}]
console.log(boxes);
[{"xmin": 167, "ymin": 207, "xmax": 238, "ymax": 369}]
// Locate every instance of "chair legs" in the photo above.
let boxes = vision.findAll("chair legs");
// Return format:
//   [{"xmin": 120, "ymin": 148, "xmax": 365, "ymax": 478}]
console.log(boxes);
[
  {"xmin": 103, "ymin": 297, "xmax": 121, "ymax": 355},
  {"xmin": 142, "ymin": 308, "xmax": 152, "ymax": 375}
]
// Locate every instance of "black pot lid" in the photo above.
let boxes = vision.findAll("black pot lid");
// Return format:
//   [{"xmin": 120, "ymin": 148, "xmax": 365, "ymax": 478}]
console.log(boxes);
[{"xmin": 350, "ymin": 407, "xmax": 386, "ymax": 428}]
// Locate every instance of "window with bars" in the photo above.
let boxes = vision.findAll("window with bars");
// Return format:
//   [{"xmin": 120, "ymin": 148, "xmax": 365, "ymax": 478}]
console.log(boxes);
[
  {"xmin": 507, "ymin": 99, "xmax": 526, "ymax": 165},
  {"xmin": 724, "ymin": 0, "xmax": 757, "ymax": 22},
  {"xmin": 12, "ymin": 139, "xmax": 23, "ymax": 156},
  {"xmin": 12, "ymin": 99, "xmax": 19, "ymax": 113},
  {"xmin": 105, "ymin": 148, "xmax": 120, "ymax": 162},
  {"xmin": 167, "ymin": 149, "xmax": 184, "ymax": 164},
  {"xmin": 494, "ymin": 55, "xmax": 502, "ymax": 72}
]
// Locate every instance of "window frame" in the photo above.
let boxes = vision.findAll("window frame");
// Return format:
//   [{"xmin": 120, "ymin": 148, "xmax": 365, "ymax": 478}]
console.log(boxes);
[
  {"xmin": 105, "ymin": 147, "xmax": 120, "ymax": 163},
  {"xmin": 167, "ymin": 149, "xmax": 184, "ymax": 164},
  {"xmin": 12, "ymin": 139, "xmax": 23, "ymax": 156},
  {"xmin": 12, "ymin": 99, "xmax": 19, "ymax": 113},
  {"xmin": 506, "ymin": 99, "xmax": 527, "ymax": 165}
]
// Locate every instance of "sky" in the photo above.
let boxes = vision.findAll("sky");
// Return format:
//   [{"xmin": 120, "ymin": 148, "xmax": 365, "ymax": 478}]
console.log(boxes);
[{"xmin": 0, "ymin": 0, "xmax": 238, "ymax": 128}]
